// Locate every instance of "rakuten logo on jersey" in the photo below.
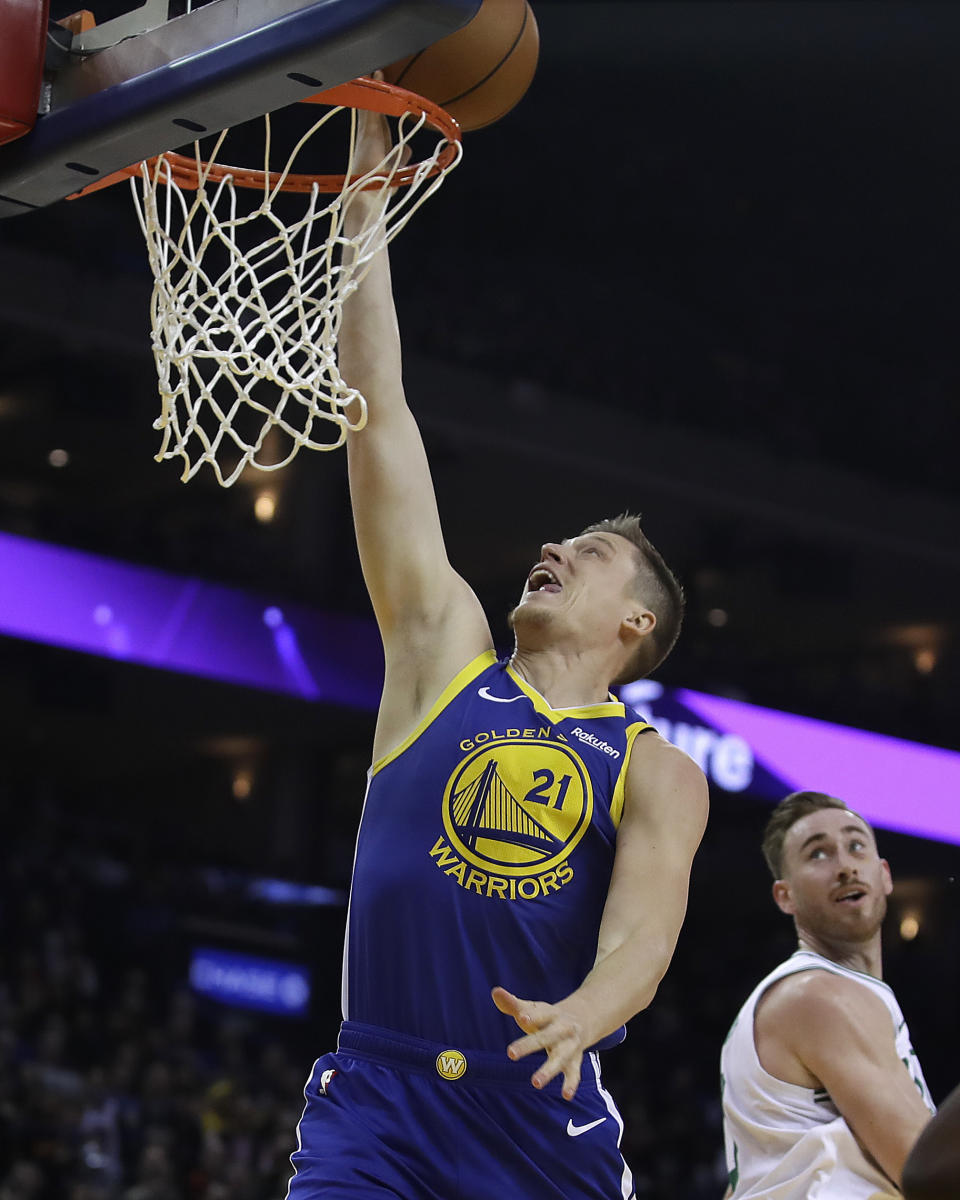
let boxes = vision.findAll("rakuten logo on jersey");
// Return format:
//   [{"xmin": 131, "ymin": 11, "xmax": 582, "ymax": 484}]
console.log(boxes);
[
  {"xmin": 621, "ymin": 681, "xmax": 754, "ymax": 793},
  {"xmin": 569, "ymin": 726, "xmax": 621, "ymax": 759}
]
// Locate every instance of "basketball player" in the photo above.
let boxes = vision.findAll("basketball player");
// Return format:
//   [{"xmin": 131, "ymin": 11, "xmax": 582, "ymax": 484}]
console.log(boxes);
[
  {"xmin": 284, "ymin": 106, "xmax": 709, "ymax": 1198},
  {"xmin": 721, "ymin": 791, "xmax": 935, "ymax": 1199},
  {"xmin": 903, "ymin": 1081, "xmax": 960, "ymax": 1200}
]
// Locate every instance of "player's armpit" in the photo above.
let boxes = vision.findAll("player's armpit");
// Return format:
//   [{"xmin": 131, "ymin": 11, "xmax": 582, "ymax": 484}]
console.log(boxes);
[{"xmin": 769, "ymin": 972, "xmax": 932, "ymax": 1188}]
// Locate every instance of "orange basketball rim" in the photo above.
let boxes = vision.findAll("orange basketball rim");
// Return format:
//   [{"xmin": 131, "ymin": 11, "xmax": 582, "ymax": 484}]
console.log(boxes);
[{"xmin": 71, "ymin": 76, "xmax": 462, "ymax": 199}]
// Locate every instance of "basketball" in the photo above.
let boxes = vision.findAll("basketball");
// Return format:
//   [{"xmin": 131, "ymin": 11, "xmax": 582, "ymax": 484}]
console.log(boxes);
[{"xmin": 381, "ymin": 0, "xmax": 539, "ymax": 132}]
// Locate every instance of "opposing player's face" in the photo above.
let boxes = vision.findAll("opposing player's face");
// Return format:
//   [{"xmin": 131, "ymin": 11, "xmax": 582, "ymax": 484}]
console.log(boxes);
[
  {"xmin": 774, "ymin": 808, "xmax": 892, "ymax": 944},
  {"xmin": 510, "ymin": 532, "xmax": 652, "ymax": 653}
]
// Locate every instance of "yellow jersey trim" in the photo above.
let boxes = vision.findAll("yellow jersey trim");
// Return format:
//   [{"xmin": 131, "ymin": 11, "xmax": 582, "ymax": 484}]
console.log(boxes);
[
  {"xmin": 371, "ymin": 649, "xmax": 498, "ymax": 776},
  {"xmin": 609, "ymin": 721, "xmax": 654, "ymax": 829},
  {"xmin": 504, "ymin": 662, "xmax": 624, "ymax": 723}
]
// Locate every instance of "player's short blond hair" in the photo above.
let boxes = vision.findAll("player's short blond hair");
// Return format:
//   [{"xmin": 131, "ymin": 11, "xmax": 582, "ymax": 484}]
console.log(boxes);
[{"xmin": 579, "ymin": 513, "xmax": 684, "ymax": 683}]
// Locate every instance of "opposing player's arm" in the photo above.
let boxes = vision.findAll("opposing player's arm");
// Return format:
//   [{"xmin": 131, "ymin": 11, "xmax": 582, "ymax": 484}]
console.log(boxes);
[
  {"xmin": 757, "ymin": 971, "xmax": 932, "ymax": 1188},
  {"xmin": 494, "ymin": 734, "xmax": 708, "ymax": 1097},
  {"xmin": 903, "ymin": 1081, "xmax": 960, "ymax": 1200},
  {"xmin": 339, "ymin": 107, "xmax": 491, "ymax": 747}
]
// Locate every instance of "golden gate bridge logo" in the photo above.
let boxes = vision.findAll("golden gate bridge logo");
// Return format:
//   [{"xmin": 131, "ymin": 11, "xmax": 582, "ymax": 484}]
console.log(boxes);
[
  {"xmin": 441, "ymin": 738, "xmax": 593, "ymax": 876},
  {"xmin": 452, "ymin": 759, "xmax": 563, "ymax": 860}
]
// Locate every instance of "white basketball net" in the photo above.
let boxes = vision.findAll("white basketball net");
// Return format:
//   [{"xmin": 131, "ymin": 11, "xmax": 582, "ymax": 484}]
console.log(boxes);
[{"xmin": 130, "ymin": 101, "xmax": 461, "ymax": 486}]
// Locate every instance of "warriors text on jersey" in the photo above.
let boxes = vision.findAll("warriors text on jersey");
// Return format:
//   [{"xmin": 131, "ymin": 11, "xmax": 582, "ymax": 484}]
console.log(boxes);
[
  {"xmin": 720, "ymin": 949, "xmax": 935, "ymax": 1200},
  {"xmin": 342, "ymin": 650, "xmax": 652, "ymax": 1052}
]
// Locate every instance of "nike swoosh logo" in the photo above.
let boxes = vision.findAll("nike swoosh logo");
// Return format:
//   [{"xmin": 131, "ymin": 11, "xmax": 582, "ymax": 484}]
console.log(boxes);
[
  {"xmin": 566, "ymin": 1117, "xmax": 607, "ymax": 1137},
  {"xmin": 477, "ymin": 687, "xmax": 523, "ymax": 703}
]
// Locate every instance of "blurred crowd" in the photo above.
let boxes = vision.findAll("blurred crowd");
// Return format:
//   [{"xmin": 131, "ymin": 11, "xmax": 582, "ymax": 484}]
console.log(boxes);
[
  {"xmin": 0, "ymin": 793, "xmax": 737, "ymax": 1200},
  {"xmin": 2, "ymin": 788, "xmax": 950, "ymax": 1200},
  {"xmin": 0, "ymin": 810, "xmax": 321, "ymax": 1200}
]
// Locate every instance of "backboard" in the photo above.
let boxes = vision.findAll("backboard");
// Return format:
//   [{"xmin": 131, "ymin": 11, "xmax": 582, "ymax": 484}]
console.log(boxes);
[{"xmin": 0, "ymin": 0, "xmax": 479, "ymax": 218}]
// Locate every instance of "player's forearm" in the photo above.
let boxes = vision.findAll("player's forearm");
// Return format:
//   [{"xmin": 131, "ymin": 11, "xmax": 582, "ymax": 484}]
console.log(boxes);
[
  {"xmin": 860, "ymin": 1108, "xmax": 932, "ymax": 1191},
  {"xmin": 338, "ymin": 209, "xmax": 406, "ymax": 428},
  {"xmin": 561, "ymin": 928, "xmax": 675, "ymax": 1047}
]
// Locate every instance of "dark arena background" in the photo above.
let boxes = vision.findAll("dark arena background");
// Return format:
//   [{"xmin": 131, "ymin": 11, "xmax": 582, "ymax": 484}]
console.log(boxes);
[{"xmin": 1, "ymin": 2, "xmax": 959, "ymax": 1197}]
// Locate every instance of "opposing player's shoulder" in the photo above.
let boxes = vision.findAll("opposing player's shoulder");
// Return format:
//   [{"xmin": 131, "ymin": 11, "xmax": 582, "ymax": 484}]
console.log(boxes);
[
  {"xmin": 756, "ymin": 967, "xmax": 904, "ymax": 1095},
  {"xmin": 759, "ymin": 968, "xmax": 890, "ymax": 1043}
]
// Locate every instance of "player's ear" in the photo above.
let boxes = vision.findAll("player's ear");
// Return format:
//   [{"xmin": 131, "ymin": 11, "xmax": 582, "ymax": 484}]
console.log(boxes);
[
  {"xmin": 622, "ymin": 605, "xmax": 655, "ymax": 641},
  {"xmin": 772, "ymin": 879, "xmax": 795, "ymax": 915},
  {"xmin": 880, "ymin": 858, "xmax": 893, "ymax": 896}
]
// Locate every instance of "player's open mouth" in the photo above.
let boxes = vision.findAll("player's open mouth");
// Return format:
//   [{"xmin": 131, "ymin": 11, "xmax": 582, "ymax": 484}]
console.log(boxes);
[
  {"xmin": 527, "ymin": 566, "xmax": 562, "ymax": 594},
  {"xmin": 834, "ymin": 888, "xmax": 867, "ymax": 904}
]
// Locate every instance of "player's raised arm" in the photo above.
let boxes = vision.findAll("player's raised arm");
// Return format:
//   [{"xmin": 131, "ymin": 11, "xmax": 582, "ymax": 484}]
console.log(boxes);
[
  {"xmin": 757, "ymin": 971, "xmax": 932, "ymax": 1188},
  {"xmin": 495, "ymin": 735, "xmax": 709, "ymax": 1098},
  {"xmin": 339, "ymin": 105, "xmax": 491, "ymax": 751}
]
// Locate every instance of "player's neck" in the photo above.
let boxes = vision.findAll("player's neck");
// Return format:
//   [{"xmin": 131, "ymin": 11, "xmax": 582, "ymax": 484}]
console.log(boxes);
[
  {"xmin": 796, "ymin": 930, "xmax": 884, "ymax": 980},
  {"xmin": 509, "ymin": 646, "xmax": 614, "ymax": 710}
]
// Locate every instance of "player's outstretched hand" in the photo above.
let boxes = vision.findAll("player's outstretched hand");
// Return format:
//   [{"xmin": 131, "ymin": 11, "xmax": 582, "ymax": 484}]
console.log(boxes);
[{"xmin": 492, "ymin": 985, "xmax": 589, "ymax": 1100}]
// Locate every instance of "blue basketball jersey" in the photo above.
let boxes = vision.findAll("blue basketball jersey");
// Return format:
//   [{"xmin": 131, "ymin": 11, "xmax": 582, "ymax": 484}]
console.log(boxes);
[{"xmin": 343, "ymin": 650, "xmax": 653, "ymax": 1053}]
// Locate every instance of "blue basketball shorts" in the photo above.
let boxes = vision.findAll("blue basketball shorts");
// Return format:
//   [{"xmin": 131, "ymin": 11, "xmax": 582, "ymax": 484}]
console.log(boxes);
[{"xmin": 284, "ymin": 1021, "xmax": 636, "ymax": 1199}]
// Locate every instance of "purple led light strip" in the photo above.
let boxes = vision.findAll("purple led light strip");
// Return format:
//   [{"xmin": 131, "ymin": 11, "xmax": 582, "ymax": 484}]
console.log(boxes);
[
  {"xmin": 1, "ymin": 529, "xmax": 957, "ymax": 844},
  {"xmin": 0, "ymin": 529, "xmax": 381, "ymax": 708},
  {"xmin": 679, "ymin": 689, "xmax": 960, "ymax": 846}
]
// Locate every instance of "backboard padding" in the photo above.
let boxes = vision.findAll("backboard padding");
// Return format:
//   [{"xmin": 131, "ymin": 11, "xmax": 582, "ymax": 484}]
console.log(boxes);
[
  {"xmin": 0, "ymin": 0, "xmax": 479, "ymax": 218},
  {"xmin": 0, "ymin": 0, "xmax": 52, "ymax": 147}
]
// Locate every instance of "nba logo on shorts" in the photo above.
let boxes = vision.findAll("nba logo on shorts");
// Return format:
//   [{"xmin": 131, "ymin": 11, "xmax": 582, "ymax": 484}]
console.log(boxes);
[
  {"xmin": 319, "ymin": 1069, "xmax": 337, "ymax": 1095},
  {"xmin": 435, "ymin": 1050, "xmax": 467, "ymax": 1080}
]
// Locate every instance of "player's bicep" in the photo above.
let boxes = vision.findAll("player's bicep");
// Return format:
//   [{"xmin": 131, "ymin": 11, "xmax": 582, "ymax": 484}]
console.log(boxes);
[
  {"xmin": 347, "ymin": 404, "xmax": 489, "ymax": 656},
  {"xmin": 338, "ymin": 201, "xmax": 479, "ymax": 645},
  {"xmin": 789, "ymin": 980, "xmax": 932, "ymax": 1185}
]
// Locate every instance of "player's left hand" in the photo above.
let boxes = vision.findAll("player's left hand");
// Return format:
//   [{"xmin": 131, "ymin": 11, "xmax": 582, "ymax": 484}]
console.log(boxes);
[{"xmin": 491, "ymin": 985, "xmax": 589, "ymax": 1100}]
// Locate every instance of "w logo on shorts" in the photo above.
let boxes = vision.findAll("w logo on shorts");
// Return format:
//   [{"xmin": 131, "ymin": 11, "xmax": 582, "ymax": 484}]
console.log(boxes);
[{"xmin": 435, "ymin": 1050, "xmax": 467, "ymax": 1080}]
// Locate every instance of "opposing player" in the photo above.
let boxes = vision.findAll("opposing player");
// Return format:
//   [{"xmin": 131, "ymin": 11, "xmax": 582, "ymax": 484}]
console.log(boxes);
[
  {"xmin": 721, "ymin": 791, "xmax": 935, "ymax": 1199},
  {"xmin": 902, "ymin": 1080, "xmax": 960, "ymax": 1200},
  {"xmin": 284, "ymin": 109, "xmax": 709, "ymax": 1197}
]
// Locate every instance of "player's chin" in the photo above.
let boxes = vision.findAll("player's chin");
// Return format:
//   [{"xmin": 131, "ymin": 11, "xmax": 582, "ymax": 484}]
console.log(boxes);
[{"xmin": 508, "ymin": 598, "xmax": 551, "ymax": 632}]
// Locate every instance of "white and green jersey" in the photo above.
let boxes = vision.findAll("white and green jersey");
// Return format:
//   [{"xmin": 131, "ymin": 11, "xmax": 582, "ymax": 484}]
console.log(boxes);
[{"xmin": 720, "ymin": 949, "xmax": 934, "ymax": 1200}]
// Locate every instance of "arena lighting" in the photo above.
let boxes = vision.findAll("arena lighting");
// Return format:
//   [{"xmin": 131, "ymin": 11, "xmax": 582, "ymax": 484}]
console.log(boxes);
[
  {"xmin": 662, "ymin": 684, "xmax": 960, "ymax": 847},
  {"xmin": 199, "ymin": 866, "xmax": 345, "ymax": 907},
  {"xmin": 0, "ymin": 529, "xmax": 382, "ymax": 706},
  {"xmin": 246, "ymin": 878, "xmax": 345, "ymax": 906},
  {"xmin": 1, "ymin": 529, "xmax": 959, "ymax": 845},
  {"xmin": 232, "ymin": 768, "xmax": 254, "ymax": 801},
  {"xmin": 189, "ymin": 946, "xmax": 311, "ymax": 1017},
  {"xmin": 254, "ymin": 490, "xmax": 277, "ymax": 523}
]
